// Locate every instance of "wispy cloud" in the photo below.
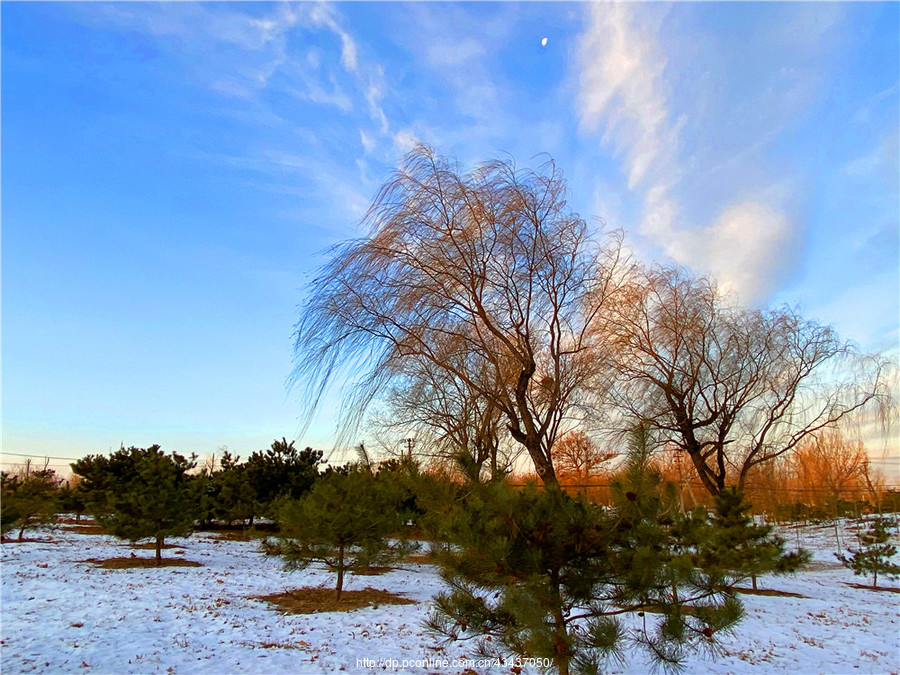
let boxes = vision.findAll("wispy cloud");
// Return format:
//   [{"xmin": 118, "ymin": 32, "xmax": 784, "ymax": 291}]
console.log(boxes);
[
  {"xmin": 844, "ymin": 128, "xmax": 900, "ymax": 188},
  {"xmin": 386, "ymin": 4, "xmax": 513, "ymax": 148},
  {"xmin": 77, "ymin": 3, "xmax": 384, "ymax": 129},
  {"xmin": 71, "ymin": 1, "xmax": 394, "ymax": 228},
  {"xmin": 669, "ymin": 201, "xmax": 796, "ymax": 303},
  {"xmin": 850, "ymin": 85, "xmax": 899, "ymax": 125},
  {"xmin": 579, "ymin": 3, "xmax": 675, "ymax": 190},
  {"xmin": 576, "ymin": 3, "xmax": 808, "ymax": 306},
  {"xmin": 306, "ymin": 2, "xmax": 358, "ymax": 74}
]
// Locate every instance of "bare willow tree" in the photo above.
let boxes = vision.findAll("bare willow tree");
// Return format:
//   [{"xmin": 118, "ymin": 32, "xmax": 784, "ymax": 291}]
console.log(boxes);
[
  {"xmin": 791, "ymin": 428, "xmax": 869, "ymax": 507},
  {"xmin": 292, "ymin": 146, "xmax": 627, "ymax": 485},
  {"xmin": 380, "ymin": 350, "xmax": 518, "ymax": 482},
  {"xmin": 602, "ymin": 265, "xmax": 895, "ymax": 496}
]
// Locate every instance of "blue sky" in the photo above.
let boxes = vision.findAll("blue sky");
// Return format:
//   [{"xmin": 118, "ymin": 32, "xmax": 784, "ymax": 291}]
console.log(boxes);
[{"xmin": 3, "ymin": 2, "xmax": 898, "ymax": 474}]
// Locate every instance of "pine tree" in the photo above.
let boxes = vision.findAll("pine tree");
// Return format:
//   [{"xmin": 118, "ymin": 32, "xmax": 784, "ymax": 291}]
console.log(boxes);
[
  {"xmin": 74, "ymin": 445, "xmax": 197, "ymax": 565},
  {"xmin": 0, "ymin": 466, "xmax": 60, "ymax": 541},
  {"xmin": 243, "ymin": 439, "xmax": 323, "ymax": 517},
  {"xmin": 426, "ymin": 426, "xmax": 743, "ymax": 675},
  {"xmin": 56, "ymin": 482, "xmax": 87, "ymax": 522},
  {"xmin": 699, "ymin": 487, "xmax": 809, "ymax": 591},
  {"xmin": 1, "ymin": 480, "xmax": 24, "ymax": 540},
  {"xmin": 836, "ymin": 518, "xmax": 900, "ymax": 589},
  {"xmin": 202, "ymin": 451, "xmax": 257, "ymax": 528},
  {"xmin": 268, "ymin": 466, "xmax": 414, "ymax": 600}
]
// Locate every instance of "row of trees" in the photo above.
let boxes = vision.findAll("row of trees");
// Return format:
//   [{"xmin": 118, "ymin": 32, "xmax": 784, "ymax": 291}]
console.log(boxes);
[
  {"xmin": 292, "ymin": 145, "xmax": 896, "ymax": 497},
  {"xmin": 1, "ymin": 461, "xmax": 63, "ymax": 541},
  {"xmin": 1, "ymin": 439, "xmax": 327, "ymax": 557},
  {"xmin": 3, "ymin": 423, "xmax": 890, "ymax": 547},
  {"xmin": 518, "ymin": 427, "xmax": 894, "ymax": 520}
]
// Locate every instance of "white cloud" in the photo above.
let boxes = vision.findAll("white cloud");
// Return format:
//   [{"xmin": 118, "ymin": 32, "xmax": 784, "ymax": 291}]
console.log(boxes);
[
  {"xmin": 426, "ymin": 37, "xmax": 486, "ymax": 68},
  {"xmin": 392, "ymin": 129, "xmax": 420, "ymax": 154},
  {"xmin": 577, "ymin": 3, "xmax": 798, "ymax": 307},
  {"xmin": 307, "ymin": 2, "xmax": 359, "ymax": 74},
  {"xmin": 78, "ymin": 3, "xmax": 372, "ymax": 111},
  {"xmin": 579, "ymin": 3, "xmax": 673, "ymax": 190},
  {"xmin": 364, "ymin": 67, "xmax": 390, "ymax": 135},
  {"xmin": 850, "ymin": 85, "xmax": 898, "ymax": 125},
  {"xmin": 359, "ymin": 129, "xmax": 377, "ymax": 153},
  {"xmin": 668, "ymin": 202, "xmax": 796, "ymax": 305}
]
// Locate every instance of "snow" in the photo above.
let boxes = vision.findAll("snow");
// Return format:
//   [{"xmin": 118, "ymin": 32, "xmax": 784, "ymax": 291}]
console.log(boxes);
[{"xmin": 2, "ymin": 520, "xmax": 898, "ymax": 674}]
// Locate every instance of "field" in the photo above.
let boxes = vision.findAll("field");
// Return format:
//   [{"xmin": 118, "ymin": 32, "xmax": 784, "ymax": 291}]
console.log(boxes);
[{"xmin": 1, "ymin": 520, "xmax": 898, "ymax": 674}]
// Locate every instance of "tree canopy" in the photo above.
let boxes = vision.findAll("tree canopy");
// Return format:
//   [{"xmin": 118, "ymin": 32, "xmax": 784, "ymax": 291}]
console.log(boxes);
[
  {"xmin": 293, "ymin": 145, "xmax": 627, "ymax": 484},
  {"xmin": 601, "ymin": 266, "xmax": 895, "ymax": 495}
]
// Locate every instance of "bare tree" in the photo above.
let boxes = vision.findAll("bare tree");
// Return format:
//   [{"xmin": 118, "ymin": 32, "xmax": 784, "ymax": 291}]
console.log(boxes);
[
  {"xmin": 551, "ymin": 429, "xmax": 616, "ymax": 482},
  {"xmin": 791, "ymin": 429, "xmax": 868, "ymax": 507},
  {"xmin": 381, "ymin": 351, "xmax": 517, "ymax": 482},
  {"xmin": 292, "ymin": 146, "xmax": 627, "ymax": 485},
  {"xmin": 602, "ymin": 265, "xmax": 895, "ymax": 496}
]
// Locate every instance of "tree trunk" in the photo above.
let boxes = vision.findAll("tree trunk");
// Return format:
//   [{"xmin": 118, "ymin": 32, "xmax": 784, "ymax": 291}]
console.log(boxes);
[
  {"xmin": 18, "ymin": 520, "xmax": 27, "ymax": 542},
  {"xmin": 155, "ymin": 533, "xmax": 164, "ymax": 566},
  {"xmin": 507, "ymin": 357, "xmax": 559, "ymax": 487},
  {"xmin": 685, "ymin": 445, "xmax": 721, "ymax": 497},
  {"xmin": 549, "ymin": 572, "xmax": 570, "ymax": 675},
  {"xmin": 751, "ymin": 574, "xmax": 758, "ymax": 591},
  {"xmin": 535, "ymin": 454, "xmax": 558, "ymax": 486},
  {"xmin": 336, "ymin": 542, "xmax": 345, "ymax": 601}
]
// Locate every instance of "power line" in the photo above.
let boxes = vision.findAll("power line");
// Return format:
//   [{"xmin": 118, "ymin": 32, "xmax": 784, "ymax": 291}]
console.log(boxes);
[{"xmin": 1, "ymin": 452, "xmax": 83, "ymax": 461}]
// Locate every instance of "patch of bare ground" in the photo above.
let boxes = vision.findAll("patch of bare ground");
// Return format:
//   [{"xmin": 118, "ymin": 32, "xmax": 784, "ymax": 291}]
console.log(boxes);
[
  {"xmin": 351, "ymin": 566, "xmax": 394, "ymax": 576},
  {"xmin": 253, "ymin": 587, "xmax": 415, "ymax": 614},
  {"xmin": 404, "ymin": 553, "xmax": 435, "ymax": 565},
  {"xmin": 731, "ymin": 587, "xmax": 808, "ymax": 598},
  {"xmin": 61, "ymin": 525, "xmax": 108, "ymax": 535},
  {"xmin": 80, "ymin": 557, "xmax": 202, "ymax": 569},
  {"xmin": 0, "ymin": 537, "xmax": 59, "ymax": 544},
  {"xmin": 845, "ymin": 583, "xmax": 900, "ymax": 593}
]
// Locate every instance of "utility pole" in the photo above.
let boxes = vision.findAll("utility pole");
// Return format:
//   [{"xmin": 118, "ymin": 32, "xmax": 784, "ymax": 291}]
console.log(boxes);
[{"xmin": 405, "ymin": 437, "xmax": 414, "ymax": 463}]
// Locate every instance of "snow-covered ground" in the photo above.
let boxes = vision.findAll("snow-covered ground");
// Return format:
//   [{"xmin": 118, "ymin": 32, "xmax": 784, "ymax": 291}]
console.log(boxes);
[{"xmin": 1, "ymin": 520, "xmax": 898, "ymax": 674}]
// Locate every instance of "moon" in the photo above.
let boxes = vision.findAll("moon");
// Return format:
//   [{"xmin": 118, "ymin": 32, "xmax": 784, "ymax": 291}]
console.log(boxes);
[{"xmin": 541, "ymin": 37, "xmax": 548, "ymax": 47}]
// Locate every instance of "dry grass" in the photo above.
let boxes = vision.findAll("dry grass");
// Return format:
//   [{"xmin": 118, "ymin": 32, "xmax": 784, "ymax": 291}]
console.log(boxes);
[
  {"xmin": 404, "ymin": 553, "xmax": 435, "ymax": 565},
  {"xmin": 845, "ymin": 583, "xmax": 900, "ymax": 593},
  {"xmin": 803, "ymin": 561, "xmax": 845, "ymax": 572},
  {"xmin": 81, "ymin": 557, "xmax": 202, "ymax": 569},
  {"xmin": 253, "ymin": 586, "xmax": 415, "ymax": 614},
  {"xmin": 351, "ymin": 566, "xmax": 394, "ymax": 576},
  {"xmin": 0, "ymin": 537, "xmax": 60, "ymax": 544},
  {"xmin": 731, "ymin": 587, "xmax": 808, "ymax": 598},
  {"xmin": 61, "ymin": 525, "xmax": 108, "ymax": 535},
  {"xmin": 257, "ymin": 641, "xmax": 311, "ymax": 650}
]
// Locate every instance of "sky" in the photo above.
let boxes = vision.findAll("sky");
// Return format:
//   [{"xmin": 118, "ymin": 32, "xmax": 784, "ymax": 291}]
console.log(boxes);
[{"xmin": 2, "ymin": 2, "xmax": 898, "ymax": 477}]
